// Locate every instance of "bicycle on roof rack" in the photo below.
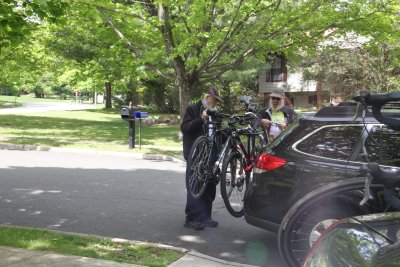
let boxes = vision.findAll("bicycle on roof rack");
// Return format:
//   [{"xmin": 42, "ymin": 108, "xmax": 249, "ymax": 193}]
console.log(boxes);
[
  {"xmin": 186, "ymin": 96, "xmax": 268, "ymax": 217},
  {"xmin": 353, "ymin": 91, "xmax": 400, "ymax": 210}
]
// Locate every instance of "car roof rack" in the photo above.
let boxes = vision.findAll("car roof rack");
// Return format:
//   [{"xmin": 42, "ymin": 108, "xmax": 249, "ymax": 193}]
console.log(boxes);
[
  {"xmin": 315, "ymin": 103, "xmax": 400, "ymax": 118},
  {"xmin": 315, "ymin": 106, "xmax": 365, "ymax": 117}
]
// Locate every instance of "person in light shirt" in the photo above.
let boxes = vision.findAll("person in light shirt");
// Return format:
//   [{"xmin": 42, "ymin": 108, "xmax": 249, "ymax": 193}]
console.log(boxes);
[{"xmin": 258, "ymin": 89, "xmax": 297, "ymax": 141}]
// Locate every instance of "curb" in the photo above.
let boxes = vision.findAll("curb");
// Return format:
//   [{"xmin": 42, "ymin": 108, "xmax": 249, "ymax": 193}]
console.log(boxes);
[
  {"xmin": 0, "ymin": 143, "xmax": 185, "ymax": 163},
  {"xmin": 0, "ymin": 143, "xmax": 51, "ymax": 151}
]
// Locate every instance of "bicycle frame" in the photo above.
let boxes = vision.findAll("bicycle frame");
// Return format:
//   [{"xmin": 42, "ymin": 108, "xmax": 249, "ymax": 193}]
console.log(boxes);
[
  {"xmin": 217, "ymin": 125, "xmax": 264, "ymax": 178},
  {"xmin": 209, "ymin": 119, "xmax": 254, "ymax": 180},
  {"xmin": 203, "ymin": 110, "xmax": 267, "ymax": 183}
]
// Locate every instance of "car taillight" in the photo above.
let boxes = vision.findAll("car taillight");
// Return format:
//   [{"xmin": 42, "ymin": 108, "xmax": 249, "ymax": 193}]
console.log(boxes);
[{"xmin": 254, "ymin": 153, "xmax": 286, "ymax": 172}]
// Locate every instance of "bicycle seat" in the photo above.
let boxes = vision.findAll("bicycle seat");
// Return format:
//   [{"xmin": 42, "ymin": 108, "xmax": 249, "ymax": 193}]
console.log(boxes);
[{"xmin": 362, "ymin": 163, "xmax": 400, "ymax": 189}]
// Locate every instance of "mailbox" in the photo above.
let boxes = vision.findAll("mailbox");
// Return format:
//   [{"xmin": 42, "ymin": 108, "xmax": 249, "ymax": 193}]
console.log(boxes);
[
  {"xmin": 120, "ymin": 105, "xmax": 136, "ymax": 149},
  {"xmin": 134, "ymin": 111, "xmax": 148, "ymax": 119},
  {"xmin": 120, "ymin": 105, "xmax": 136, "ymax": 120}
]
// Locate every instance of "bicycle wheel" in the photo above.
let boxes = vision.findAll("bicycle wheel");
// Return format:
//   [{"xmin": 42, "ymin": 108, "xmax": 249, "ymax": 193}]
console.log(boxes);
[
  {"xmin": 186, "ymin": 136, "xmax": 212, "ymax": 199},
  {"xmin": 220, "ymin": 151, "xmax": 249, "ymax": 217},
  {"xmin": 278, "ymin": 183, "xmax": 384, "ymax": 267}
]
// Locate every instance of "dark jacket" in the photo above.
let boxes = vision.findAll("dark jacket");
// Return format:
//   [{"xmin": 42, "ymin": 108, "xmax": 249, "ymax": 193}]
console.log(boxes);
[
  {"xmin": 258, "ymin": 105, "xmax": 297, "ymax": 133},
  {"xmin": 181, "ymin": 100, "xmax": 206, "ymax": 160}
]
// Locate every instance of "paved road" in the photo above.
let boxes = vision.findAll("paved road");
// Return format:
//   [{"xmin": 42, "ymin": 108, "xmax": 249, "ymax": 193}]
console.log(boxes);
[
  {"xmin": 0, "ymin": 150, "xmax": 284, "ymax": 267},
  {"xmin": 0, "ymin": 101, "xmax": 97, "ymax": 114}
]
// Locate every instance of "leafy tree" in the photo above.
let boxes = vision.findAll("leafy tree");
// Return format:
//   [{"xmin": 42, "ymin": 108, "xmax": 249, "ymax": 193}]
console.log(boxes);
[
  {"xmin": 0, "ymin": 0, "xmax": 66, "ymax": 51},
  {"xmin": 301, "ymin": 1, "xmax": 400, "ymax": 101},
  {"xmin": 217, "ymin": 56, "xmax": 267, "ymax": 113},
  {"xmin": 2, "ymin": 0, "xmax": 399, "ymax": 116},
  {"xmin": 78, "ymin": 0, "xmax": 398, "ymax": 117},
  {"xmin": 142, "ymin": 77, "xmax": 179, "ymax": 113},
  {"xmin": 303, "ymin": 43, "xmax": 400, "ymax": 101}
]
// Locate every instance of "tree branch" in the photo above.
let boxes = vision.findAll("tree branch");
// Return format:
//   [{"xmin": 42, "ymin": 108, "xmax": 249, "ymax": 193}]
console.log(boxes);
[{"xmin": 97, "ymin": 7, "xmax": 139, "ymax": 56}]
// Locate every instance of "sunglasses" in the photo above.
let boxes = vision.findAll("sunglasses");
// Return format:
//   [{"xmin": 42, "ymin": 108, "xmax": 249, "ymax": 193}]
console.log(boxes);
[{"xmin": 271, "ymin": 97, "xmax": 282, "ymax": 101}]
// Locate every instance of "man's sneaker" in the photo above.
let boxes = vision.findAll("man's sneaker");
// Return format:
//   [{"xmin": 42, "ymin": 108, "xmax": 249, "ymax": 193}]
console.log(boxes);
[
  {"xmin": 203, "ymin": 218, "xmax": 218, "ymax": 228},
  {"xmin": 184, "ymin": 219, "xmax": 205, "ymax": 230}
]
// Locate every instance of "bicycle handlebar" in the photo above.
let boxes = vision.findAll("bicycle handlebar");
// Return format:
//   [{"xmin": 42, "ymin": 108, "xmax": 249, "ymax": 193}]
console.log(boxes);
[
  {"xmin": 350, "ymin": 91, "xmax": 400, "ymax": 207},
  {"xmin": 362, "ymin": 163, "xmax": 400, "ymax": 189},
  {"xmin": 206, "ymin": 109, "xmax": 259, "ymax": 125},
  {"xmin": 353, "ymin": 90, "xmax": 400, "ymax": 129},
  {"xmin": 206, "ymin": 109, "xmax": 232, "ymax": 119}
]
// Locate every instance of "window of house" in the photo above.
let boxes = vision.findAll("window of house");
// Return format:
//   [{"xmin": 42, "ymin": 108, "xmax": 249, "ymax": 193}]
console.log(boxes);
[
  {"xmin": 356, "ymin": 126, "xmax": 400, "ymax": 167},
  {"xmin": 296, "ymin": 126, "xmax": 363, "ymax": 160},
  {"xmin": 266, "ymin": 56, "xmax": 287, "ymax": 82}
]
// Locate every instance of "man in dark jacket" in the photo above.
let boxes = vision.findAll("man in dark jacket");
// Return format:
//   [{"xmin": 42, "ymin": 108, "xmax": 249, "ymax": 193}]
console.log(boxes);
[
  {"xmin": 258, "ymin": 88, "xmax": 297, "ymax": 141},
  {"xmin": 180, "ymin": 88, "xmax": 222, "ymax": 230}
]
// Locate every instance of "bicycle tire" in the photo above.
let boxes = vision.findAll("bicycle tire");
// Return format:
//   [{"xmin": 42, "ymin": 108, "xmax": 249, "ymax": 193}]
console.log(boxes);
[
  {"xmin": 186, "ymin": 136, "xmax": 212, "ymax": 199},
  {"xmin": 278, "ymin": 182, "xmax": 385, "ymax": 267},
  {"xmin": 220, "ymin": 151, "xmax": 249, "ymax": 217}
]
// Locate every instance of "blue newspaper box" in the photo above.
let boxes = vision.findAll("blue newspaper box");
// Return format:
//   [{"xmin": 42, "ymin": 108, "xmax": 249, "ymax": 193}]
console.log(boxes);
[{"xmin": 134, "ymin": 111, "xmax": 148, "ymax": 119}]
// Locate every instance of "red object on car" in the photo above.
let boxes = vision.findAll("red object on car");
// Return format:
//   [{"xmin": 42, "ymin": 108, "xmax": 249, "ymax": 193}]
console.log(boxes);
[{"xmin": 254, "ymin": 153, "xmax": 286, "ymax": 172}]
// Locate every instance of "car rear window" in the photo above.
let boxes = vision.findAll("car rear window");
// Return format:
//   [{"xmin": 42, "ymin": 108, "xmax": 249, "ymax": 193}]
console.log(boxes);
[{"xmin": 295, "ymin": 125, "xmax": 363, "ymax": 160}]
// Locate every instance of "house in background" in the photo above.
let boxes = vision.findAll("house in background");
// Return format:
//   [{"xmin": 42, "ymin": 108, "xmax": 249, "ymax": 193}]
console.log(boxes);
[
  {"xmin": 258, "ymin": 55, "xmax": 329, "ymax": 109},
  {"xmin": 258, "ymin": 33, "xmax": 373, "ymax": 109}
]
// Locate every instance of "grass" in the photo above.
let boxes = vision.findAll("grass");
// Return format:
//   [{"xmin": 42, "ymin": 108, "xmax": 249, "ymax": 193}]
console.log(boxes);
[
  {"xmin": 0, "ymin": 226, "xmax": 183, "ymax": 267},
  {"xmin": 0, "ymin": 108, "xmax": 183, "ymax": 157},
  {"xmin": 0, "ymin": 94, "xmax": 72, "ymax": 103},
  {"xmin": 0, "ymin": 94, "xmax": 71, "ymax": 109}
]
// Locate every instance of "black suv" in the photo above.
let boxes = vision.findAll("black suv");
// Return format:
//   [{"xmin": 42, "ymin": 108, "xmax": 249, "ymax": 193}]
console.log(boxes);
[{"xmin": 243, "ymin": 105, "xmax": 400, "ymax": 267}]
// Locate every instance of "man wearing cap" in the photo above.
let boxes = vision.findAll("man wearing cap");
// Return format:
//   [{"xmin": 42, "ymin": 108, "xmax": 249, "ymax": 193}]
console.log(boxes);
[
  {"xmin": 180, "ymin": 88, "xmax": 222, "ymax": 230},
  {"xmin": 258, "ymin": 88, "xmax": 297, "ymax": 141}
]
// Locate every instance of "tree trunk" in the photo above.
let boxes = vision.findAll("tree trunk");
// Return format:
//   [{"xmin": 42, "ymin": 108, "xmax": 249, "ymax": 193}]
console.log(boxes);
[
  {"xmin": 316, "ymin": 81, "xmax": 322, "ymax": 109},
  {"xmin": 105, "ymin": 82, "xmax": 112, "ymax": 108},
  {"xmin": 178, "ymin": 81, "xmax": 191, "ymax": 121},
  {"xmin": 93, "ymin": 91, "xmax": 98, "ymax": 105}
]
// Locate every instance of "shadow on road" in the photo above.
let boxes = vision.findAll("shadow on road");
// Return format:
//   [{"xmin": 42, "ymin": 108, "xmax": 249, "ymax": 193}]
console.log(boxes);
[{"xmin": 0, "ymin": 166, "xmax": 282, "ymax": 267}]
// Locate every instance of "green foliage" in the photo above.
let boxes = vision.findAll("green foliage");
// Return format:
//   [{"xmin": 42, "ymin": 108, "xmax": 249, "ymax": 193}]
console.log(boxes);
[
  {"xmin": 0, "ymin": 0, "xmax": 66, "ymax": 50},
  {"xmin": 1, "ymin": 0, "xmax": 399, "ymax": 115},
  {"xmin": 0, "ymin": 84, "xmax": 18, "ymax": 96},
  {"xmin": 302, "ymin": 39, "xmax": 400, "ymax": 100},
  {"xmin": 142, "ymin": 78, "xmax": 179, "ymax": 113}
]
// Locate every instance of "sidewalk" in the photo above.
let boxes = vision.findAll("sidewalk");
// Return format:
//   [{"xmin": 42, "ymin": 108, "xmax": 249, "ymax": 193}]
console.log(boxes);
[
  {"xmin": 0, "ymin": 245, "xmax": 257, "ymax": 267},
  {"xmin": 0, "ymin": 143, "xmax": 257, "ymax": 267}
]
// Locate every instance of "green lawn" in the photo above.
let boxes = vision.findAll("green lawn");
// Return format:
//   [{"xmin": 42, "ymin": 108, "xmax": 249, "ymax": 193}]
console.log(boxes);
[
  {"xmin": 0, "ymin": 108, "xmax": 182, "ymax": 157},
  {"xmin": 0, "ymin": 94, "xmax": 73, "ymax": 103},
  {"xmin": 0, "ymin": 226, "xmax": 183, "ymax": 267},
  {"xmin": 0, "ymin": 94, "xmax": 73, "ymax": 109}
]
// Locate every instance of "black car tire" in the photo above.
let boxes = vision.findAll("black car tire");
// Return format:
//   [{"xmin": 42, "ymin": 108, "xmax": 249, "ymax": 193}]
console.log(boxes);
[
  {"xmin": 278, "ymin": 183, "xmax": 384, "ymax": 267},
  {"xmin": 220, "ymin": 151, "xmax": 248, "ymax": 217}
]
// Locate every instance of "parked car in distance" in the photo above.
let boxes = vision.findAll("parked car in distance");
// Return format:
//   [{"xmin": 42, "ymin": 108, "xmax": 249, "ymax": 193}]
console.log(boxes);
[
  {"xmin": 302, "ymin": 212, "xmax": 400, "ymax": 267},
  {"xmin": 244, "ymin": 105, "xmax": 400, "ymax": 266}
]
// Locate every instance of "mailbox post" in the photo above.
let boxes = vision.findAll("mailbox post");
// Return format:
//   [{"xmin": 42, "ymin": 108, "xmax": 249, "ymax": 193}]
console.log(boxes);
[
  {"xmin": 134, "ymin": 111, "xmax": 148, "ymax": 149},
  {"xmin": 120, "ymin": 105, "xmax": 136, "ymax": 149}
]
